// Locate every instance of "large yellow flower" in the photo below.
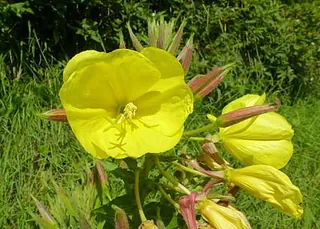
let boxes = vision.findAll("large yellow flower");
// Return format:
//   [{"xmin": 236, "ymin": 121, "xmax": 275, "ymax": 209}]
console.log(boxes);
[
  {"xmin": 59, "ymin": 47, "xmax": 193, "ymax": 159},
  {"xmin": 199, "ymin": 199, "xmax": 251, "ymax": 229},
  {"xmin": 216, "ymin": 94, "xmax": 294, "ymax": 169},
  {"xmin": 226, "ymin": 165, "xmax": 303, "ymax": 218}
]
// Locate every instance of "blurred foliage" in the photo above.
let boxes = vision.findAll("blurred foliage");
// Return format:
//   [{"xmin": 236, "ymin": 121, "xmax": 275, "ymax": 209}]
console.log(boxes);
[{"xmin": 0, "ymin": 0, "xmax": 319, "ymax": 100}]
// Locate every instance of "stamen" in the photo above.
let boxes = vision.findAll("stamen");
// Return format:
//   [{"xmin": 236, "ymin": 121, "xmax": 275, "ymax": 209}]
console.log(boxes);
[{"xmin": 117, "ymin": 102, "xmax": 138, "ymax": 124}]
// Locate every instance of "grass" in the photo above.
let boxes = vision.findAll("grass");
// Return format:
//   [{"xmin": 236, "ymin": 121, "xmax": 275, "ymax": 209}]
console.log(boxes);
[{"xmin": 0, "ymin": 55, "xmax": 320, "ymax": 228}]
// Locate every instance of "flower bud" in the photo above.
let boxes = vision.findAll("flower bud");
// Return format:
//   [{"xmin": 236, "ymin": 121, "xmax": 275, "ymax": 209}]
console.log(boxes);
[
  {"xmin": 188, "ymin": 63, "xmax": 234, "ymax": 99},
  {"xmin": 93, "ymin": 160, "xmax": 111, "ymax": 203},
  {"xmin": 95, "ymin": 160, "xmax": 108, "ymax": 185},
  {"xmin": 177, "ymin": 35, "xmax": 193, "ymax": 74},
  {"xmin": 119, "ymin": 30, "xmax": 126, "ymax": 49},
  {"xmin": 148, "ymin": 19, "xmax": 158, "ymax": 47},
  {"xmin": 226, "ymin": 165, "xmax": 303, "ymax": 218},
  {"xmin": 168, "ymin": 20, "xmax": 186, "ymax": 54},
  {"xmin": 215, "ymin": 99, "xmax": 280, "ymax": 127},
  {"xmin": 199, "ymin": 199, "xmax": 251, "ymax": 229},
  {"xmin": 31, "ymin": 195, "xmax": 56, "ymax": 225},
  {"xmin": 113, "ymin": 205, "xmax": 129, "ymax": 229},
  {"xmin": 39, "ymin": 109, "xmax": 67, "ymax": 122},
  {"xmin": 127, "ymin": 23, "xmax": 143, "ymax": 51}
]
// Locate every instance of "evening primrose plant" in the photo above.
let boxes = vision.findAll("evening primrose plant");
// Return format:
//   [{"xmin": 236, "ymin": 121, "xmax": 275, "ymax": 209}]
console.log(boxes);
[{"xmin": 36, "ymin": 18, "xmax": 303, "ymax": 229}]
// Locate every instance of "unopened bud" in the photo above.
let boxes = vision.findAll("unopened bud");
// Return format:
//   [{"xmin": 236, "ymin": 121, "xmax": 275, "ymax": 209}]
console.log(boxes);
[
  {"xmin": 188, "ymin": 63, "xmax": 234, "ymax": 99},
  {"xmin": 148, "ymin": 19, "xmax": 157, "ymax": 47},
  {"xmin": 39, "ymin": 109, "xmax": 67, "ymax": 122},
  {"xmin": 157, "ymin": 17, "xmax": 165, "ymax": 49},
  {"xmin": 215, "ymin": 99, "xmax": 280, "ymax": 127},
  {"xmin": 127, "ymin": 23, "xmax": 143, "ymax": 51},
  {"xmin": 93, "ymin": 160, "xmax": 111, "ymax": 203},
  {"xmin": 138, "ymin": 220, "xmax": 159, "ymax": 229},
  {"xmin": 113, "ymin": 205, "xmax": 129, "ymax": 229},
  {"xmin": 31, "ymin": 195, "xmax": 55, "ymax": 224},
  {"xmin": 87, "ymin": 170, "xmax": 94, "ymax": 184},
  {"xmin": 119, "ymin": 30, "xmax": 126, "ymax": 49},
  {"xmin": 168, "ymin": 19, "xmax": 186, "ymax": 54},
  {"xmin": 96, "ymin": 160, "xmax": 108, "ymax": 185},
  {"xmin": 178, "ymin": 34, "xmax": 193, "ymax": 74}
]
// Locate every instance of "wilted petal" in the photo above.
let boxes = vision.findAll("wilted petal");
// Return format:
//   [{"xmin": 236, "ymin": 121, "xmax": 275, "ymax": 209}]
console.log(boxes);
[
  {"xmin": 199, "ymin": 199, "xmax": 251, "ymax": 229},
  {"xmin": 227, "ymin": 165, "xmax": 303, "ymax": 218}
]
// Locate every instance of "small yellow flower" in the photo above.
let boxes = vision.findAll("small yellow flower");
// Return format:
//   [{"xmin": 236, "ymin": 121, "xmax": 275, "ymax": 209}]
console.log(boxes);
[
  {"xmin": 60, "ymin": 47, "xmax": 193, "ymax": 159},
  {"xmin": 199, "ymin": 199, "xmax": 251, "ymax": 229},
  {"xmin": 226, "ymin": 165, "xmax": 303, "ymax": 218},
  {"xmin": 214, "ymin": 94, "xmax": 294, "ymax": 169}
]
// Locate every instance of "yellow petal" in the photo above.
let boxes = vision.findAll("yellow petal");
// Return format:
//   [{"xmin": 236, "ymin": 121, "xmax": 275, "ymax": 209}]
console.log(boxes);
[
  {"xmin": 227, "ymin": 165, "xmax": 303, "ymax": 218},
  {"xmin": 133, "ymin": 47, "xmax": 193, "ymax": 136},
  {"xmin": 61, "ymin": 49, "xmax": 161, "ymax": 105},
  {"xmin": 140, "ymin": 47, "xmax": 185, "ymax": 91},
  {"xmin": 135, "ymin": 84, "xmax": 193, "ymax": 136},
  {"xmin": 63, "ymin": 105, "xmax": 184, "ymax": 159},
  {"xmin": 223, "ymin": 138, "xmax": 293, "ymax": 169},
  {"xmin": 200, "ymin": 200, "xmax": 251, "ymax": 229},
  {"xmin": 63, "ymin": 50, "xmax": 108, "ymax": 82},
  {"xmin": 91, "ymin": 119, "xmax": 184, "ymax": 159}
]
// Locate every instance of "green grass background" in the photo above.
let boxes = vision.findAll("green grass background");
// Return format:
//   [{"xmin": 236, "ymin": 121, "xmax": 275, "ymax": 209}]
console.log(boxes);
[{"xmin": 0, "ymin": 54, "xmax": 319, "ymax": 228}]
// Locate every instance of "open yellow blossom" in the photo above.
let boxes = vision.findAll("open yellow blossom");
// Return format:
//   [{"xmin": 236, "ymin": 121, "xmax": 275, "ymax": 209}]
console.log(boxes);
[
  {"xmin": 226, "ymin": 165, "xmax": 303, "ymax": 218},
  {"xmin": 213, "ymin": 94, "xmax": 294, "ymax": 169},
  {"xmin": 59, "ymin": 47, "xmax": 193, "ymax": 159},
  {"xmin": 199, "ymin": 199, "xmax": 251, "ymax": 229}
]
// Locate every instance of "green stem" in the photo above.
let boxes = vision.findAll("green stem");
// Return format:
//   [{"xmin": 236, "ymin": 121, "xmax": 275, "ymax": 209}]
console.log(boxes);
[
  {"xmin": 172, "ymin": 161, "xmax": 209, "ymax": 178},
  {"xmin": 153, "ymin": 155, "xmax": 191, "ymax": 195},
  {"xmin": 182, "ymin": 136, "xmax": 206, "ymax": 141},
  {"xmin": 158, "ymin": 185, "xmax": 180, "ymax": 209},
  {"xmin": 183, "ymin": 122, "xmax": 217, "ymax": 137},
  {"xmin": 161, "ymin": 183, "xmax": 185, "ymax": 194},
  {"xmin": 135, "ymin": 169, "xmax": 147, "ymax": 222}
]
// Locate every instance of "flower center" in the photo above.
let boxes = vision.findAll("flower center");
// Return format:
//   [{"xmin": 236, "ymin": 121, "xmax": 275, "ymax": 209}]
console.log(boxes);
[{"xmin": 117, "ymin": 102, "xmax": 137, "ymax": 124}]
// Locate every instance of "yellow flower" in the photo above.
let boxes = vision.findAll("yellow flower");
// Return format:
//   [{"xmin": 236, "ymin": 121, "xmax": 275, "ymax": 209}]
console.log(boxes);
[
  {"xmin": 199, "ymin": 199, "xmax": 251, "ymax": 229},
  {"xmin": 226, "ymin": 165, "xmax": 303, "ymax": 218},
  {"xmin": 214, "ymin": 94, "xmax": 294, "ymax": 169},
  {"xmin": 59, "ymin": 47, "xmax": 193, "ymax": 159}
]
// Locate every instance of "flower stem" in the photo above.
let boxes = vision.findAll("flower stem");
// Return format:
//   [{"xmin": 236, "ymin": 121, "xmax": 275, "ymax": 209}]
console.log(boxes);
[
  {"xmin": 158, "ymin": 185, "xmax": 180, "ymax": 209},
  {"xmin": 172, "ymin": 161, "xmax": 209, "ymax": 177},
  {"xmin": 153, "ymin": 155, "xmax": 191, "ymax": 195},
  {"xmin": 182, "ymin": 136, "xmax": 206, "ymax": 141},
  {"xmin": 183, "ymin": 122, "xmax": 217, "ymax": 137},
  {"xmin": 135, "ymin": 169, "xmax": 147, "ymax": 222}
]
